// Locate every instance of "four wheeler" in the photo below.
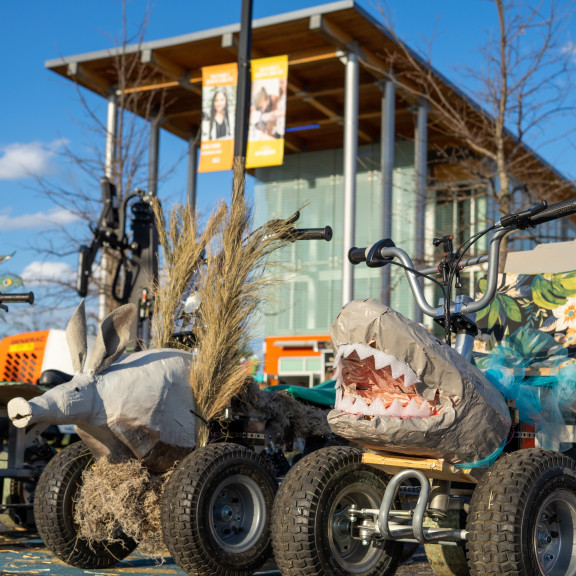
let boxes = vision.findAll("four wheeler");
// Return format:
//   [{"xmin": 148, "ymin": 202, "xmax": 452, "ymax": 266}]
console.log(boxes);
[
  {"xmin": 29, "ymin": 212, "xmax": 334, "ymax": 573},
  {"xmin": 160, "ymin": 221, "xmax": 335, "ymax": 576},
  {"xmin": 271, "ymin": 197, "xmax": 576, "ymax": 576}
]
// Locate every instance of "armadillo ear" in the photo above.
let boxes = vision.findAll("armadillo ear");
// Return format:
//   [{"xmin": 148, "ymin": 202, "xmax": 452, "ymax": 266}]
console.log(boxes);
[
  {"xmin": 86, "ymin": 304, "xmax": 137, "ymax": 374},
  {"xmin": 66, "ymin": 300, "xmax": 88, "ymax": 374}
]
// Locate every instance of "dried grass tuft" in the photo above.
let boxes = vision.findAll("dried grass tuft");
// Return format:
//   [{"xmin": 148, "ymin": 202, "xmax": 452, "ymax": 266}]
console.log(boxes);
[
  {"xmin": 74, "ymin": 456, "xmax": 171, "ymax": 558},
  {"xmin": 151, "ymin": 199, "xmax": 226, "ymax": 350},
  {"xmin": 153, "ymin": 158, "xmax": 299, "ymax": 445}
]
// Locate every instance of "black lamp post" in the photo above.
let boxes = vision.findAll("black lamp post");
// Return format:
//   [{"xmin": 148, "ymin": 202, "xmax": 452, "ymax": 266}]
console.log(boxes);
[{"xmin": 234, "ymin": 0, "xmax": 253, "ymax": 160}]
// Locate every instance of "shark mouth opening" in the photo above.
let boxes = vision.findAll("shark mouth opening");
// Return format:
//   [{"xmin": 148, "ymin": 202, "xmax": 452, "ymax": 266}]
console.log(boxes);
[{"xmin": 334, "ymin": 343, "xmax": 441, "ymax": 419}]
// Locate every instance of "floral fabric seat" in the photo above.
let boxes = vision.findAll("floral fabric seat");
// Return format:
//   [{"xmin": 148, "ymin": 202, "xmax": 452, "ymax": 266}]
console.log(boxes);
[{"xmin": 474, "ymin": 242, "xmax": 576, "ymax": 452}]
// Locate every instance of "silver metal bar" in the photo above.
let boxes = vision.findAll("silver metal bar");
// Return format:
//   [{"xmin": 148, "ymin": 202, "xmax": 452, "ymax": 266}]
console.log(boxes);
[
  {"xmin": 375, "ymin": 227, "xmax": 507, "ymax": 317},
  {"xmin": 105, "ymin": 92, "xmax": 117, "ymax": 179},
  {"xmin": 413, "ymin": 101, "xmax": 428, "ymax": 323},
  {"xmin": 377, "ymin": 469, "xmax": 468, "ymax": 544},
  {"xmin": 342, "ymin": 49, "xmax": 359, "ymax": 306},
  {"xmin": 378, "ymin": 469, "xmax": 430, "ymax": 542},
  {"xmin": 100, "ymin": 92, "xmax": 118, "ymax": 321},
  {"xmin": 379, "ymin": 79, "xmax": 395, "ymax": 306}
]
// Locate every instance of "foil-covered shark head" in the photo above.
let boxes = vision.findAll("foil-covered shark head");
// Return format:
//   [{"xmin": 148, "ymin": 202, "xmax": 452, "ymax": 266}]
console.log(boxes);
[{"xmin": 328, "ymin": 299, "xmax": 511, "ymax": 465}]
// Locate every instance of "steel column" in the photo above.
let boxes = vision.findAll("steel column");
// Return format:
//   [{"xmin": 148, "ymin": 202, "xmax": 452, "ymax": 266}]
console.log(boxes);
[
  {"xmin": 100, "ymin": 92, "xmax": 118, "ymax": 321},
  {"xmin": 414, "ymin": 101, "xmax": 428, "ymax": 323},
  {"xmin": 148, "ymin": 112, "xmax": 161, "ymax": 197},
  {"xmin": 342, "ymin": 50, "xmax": 359, "ymax": 307},
  {"xmin": 104, "ymin": 92, "xmax": 117, "ymax": 179},
  {"xmin": 379, "ymin": 79, "xmax": 395, "ymax": 306}
]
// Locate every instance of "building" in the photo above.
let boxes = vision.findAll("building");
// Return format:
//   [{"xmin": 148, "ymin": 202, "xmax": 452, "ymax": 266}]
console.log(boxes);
[{"xmin": 46, "ymin": 1, "xmax": 576, "ymax": 387}]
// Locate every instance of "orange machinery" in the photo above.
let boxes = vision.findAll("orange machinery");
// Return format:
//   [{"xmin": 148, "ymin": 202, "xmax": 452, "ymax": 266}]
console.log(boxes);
[{"xmin": 263, "ymin": 334, "xmax": 334, "ymax": 388}]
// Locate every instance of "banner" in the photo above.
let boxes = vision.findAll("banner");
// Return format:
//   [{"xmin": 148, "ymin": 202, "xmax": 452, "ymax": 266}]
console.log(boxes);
[
  {"xmin": 199, "ymin": 63, "xmax": 237, "ymax": 173},
  {"xmin": 246, "ymin": 55, "xmax": 288, "ymax": 169}
]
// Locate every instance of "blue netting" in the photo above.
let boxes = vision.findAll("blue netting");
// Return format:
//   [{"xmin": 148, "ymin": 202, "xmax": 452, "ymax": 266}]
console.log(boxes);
[{"xmin": 475, "ymin": 326, "xmax": 576, "ymax": 452}]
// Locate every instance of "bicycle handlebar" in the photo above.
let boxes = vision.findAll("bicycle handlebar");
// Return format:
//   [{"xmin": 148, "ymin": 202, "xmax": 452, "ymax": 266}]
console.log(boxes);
[
  {"xmin": 0, "ymin": 292, "xmax": 34, "ymax": 305},
  {"xmin": 525, "ymin": 196, "xmax": 576, "ymax": 227},
  {"xmin": 349, "ymin": 197, "xmax": 576, "ymax": 318},
  {"xmin": 348, "ymin": 247, "xmax": 368, "ymax": 264},
  {"xmin": 286, "ymin": 226, "xmax": 333, "ymax": 241}
]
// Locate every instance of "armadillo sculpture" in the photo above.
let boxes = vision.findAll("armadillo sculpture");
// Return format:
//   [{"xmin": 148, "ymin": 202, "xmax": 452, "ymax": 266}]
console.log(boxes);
[
  {"xmin": 327, "ymin": 299, "xmax": 511, "ymax": 465},
  {"xmin": 7, "ymin": 301, "xmax": 196, "ymax": 473}
]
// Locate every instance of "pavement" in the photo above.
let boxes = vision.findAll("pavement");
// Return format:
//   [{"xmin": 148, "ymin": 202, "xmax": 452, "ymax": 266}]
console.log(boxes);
[{"xmin": 0, "ymin": 518, "xmax": 433, "ymax": 576}]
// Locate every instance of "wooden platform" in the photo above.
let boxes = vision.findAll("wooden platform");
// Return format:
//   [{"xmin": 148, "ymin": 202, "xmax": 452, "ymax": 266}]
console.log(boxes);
[{"xmin": 362, "ymin": 452, "xmax": 483, "ymax": 483}]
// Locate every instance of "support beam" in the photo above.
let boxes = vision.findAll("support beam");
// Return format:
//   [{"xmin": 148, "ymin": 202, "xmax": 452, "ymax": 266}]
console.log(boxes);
[
  {"xmin": 104, "ymin": 92, "xmax": 118, "ymax": 180},
  {"xmin": 67, "ymin": 62, "xmax": 110, "ymax": 95},
  {"xmin": 148, "ymin": 112, "xmax": 161, "ymax": 197},
  {"xmin": 140, "ymin": 49, "xmax": 200, "ymax": 94},
  {"xmin": 379, "ymin": 79, "xmax": 395, "ymax": 307},
  {"xmin": 414, "ymin": 100, "xmax": 428, "ymax": 323},
  {"xmin": 100, "ymin": 93, "xmax": 118, "ymax": 322},
  {"xmin": 342, "ymin": 50, "xmax": 359, "ymax": 306}
]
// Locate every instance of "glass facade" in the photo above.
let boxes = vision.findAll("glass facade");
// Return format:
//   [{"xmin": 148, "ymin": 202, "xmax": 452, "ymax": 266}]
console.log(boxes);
[
  {"xmin": 254, "ymin": 142, "xmax": 420, "ymax": 337},
  {"xmin": 254, "ymin": 145, "xmax": 576, "ymax": 340}
]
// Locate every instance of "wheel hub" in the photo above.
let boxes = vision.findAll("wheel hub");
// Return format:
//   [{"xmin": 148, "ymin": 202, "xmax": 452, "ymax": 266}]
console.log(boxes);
[
  {"xmin": 209, "ymin": 474, "xmax": 265, "ymax": 554},
  {"xmin": 534, "ymin": 489, "xmax": 576, "ymax": 576},
  {"xmin": 327, "ymin": 481, "xmax": 384, "ymax": 572}
]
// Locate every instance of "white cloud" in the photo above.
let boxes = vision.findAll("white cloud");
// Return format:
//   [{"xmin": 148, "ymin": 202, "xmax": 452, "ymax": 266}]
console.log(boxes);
[
  {"xmin": 21, "ymin": 261, "xmax": 76, "ymax": 286},
  {"xmin": 0, "ymin": 208, "xmax": 80, "ymax": 231},
  {"xmin": 0, "ymin": 139, "xmax": 67, "ymax": 180},
  {"xmin": 561, "ymin": 41, "xmax": 576, "ymax": 59}
]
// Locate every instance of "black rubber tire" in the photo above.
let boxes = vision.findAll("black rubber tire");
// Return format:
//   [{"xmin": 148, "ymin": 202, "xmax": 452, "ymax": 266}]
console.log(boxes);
[
  {"xmin": 466, "ymin": 448, "xmax": 576, "ymax": 576},
  {"xmin": 161, "ymin": 442, "xmax": 278, "ymax": 576},
  {"xmin": 8, "ymin": 440, "xmax": 57, "ymax": 529},
  {"xmin": 271, "ymin": 445, "xmax": 402, "ymax": 576},
  {"xmin": 33, "ymin": 441, "xmax": 137, "ymax": 569}
]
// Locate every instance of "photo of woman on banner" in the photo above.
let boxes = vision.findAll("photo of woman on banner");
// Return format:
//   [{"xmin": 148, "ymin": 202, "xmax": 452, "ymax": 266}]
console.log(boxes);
[
  {"xmin": 249, "ymin": 79, "xmax": 286, "ymax": 140},
  {"xmin": 202, "ymin": 87, "xmax": 234, "ymax": 140}
]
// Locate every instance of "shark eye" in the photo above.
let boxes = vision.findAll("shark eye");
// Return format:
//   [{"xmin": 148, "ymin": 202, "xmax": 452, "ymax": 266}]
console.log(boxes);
[{"xmin": 74, "ymin": 387, "xmax": 80, "ymax": 392}]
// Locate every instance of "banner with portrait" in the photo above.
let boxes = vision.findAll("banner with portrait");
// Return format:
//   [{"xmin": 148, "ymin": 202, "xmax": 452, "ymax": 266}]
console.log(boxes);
[
  {"xmin": 199, "ymin": 63, "xmax": 237, "ymax": 173},
  {"xmin": 246, "ymin": 55, "xmax": 288, "ymax": 169}
]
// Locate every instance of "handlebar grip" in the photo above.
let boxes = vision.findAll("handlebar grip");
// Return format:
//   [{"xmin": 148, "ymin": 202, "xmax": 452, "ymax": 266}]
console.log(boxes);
[
  {"xmin": 292, "ymin": 226, "xmax": 333, "ymax": 241},
  {"xmin": 527, "ymin": 197, "xmax": 576, "ymax": 227},
  {"xmin": 348, "ymin": 247, "xmax": 367, "ymax": 264},
  {"xmin": 0, "ymin": 292, "xmax": 34, "ymax": 304}
]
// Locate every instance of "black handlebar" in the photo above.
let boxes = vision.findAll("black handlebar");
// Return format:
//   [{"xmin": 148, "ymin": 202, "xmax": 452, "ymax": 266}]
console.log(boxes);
[
  {"xmin": 0, "ymin": 292, "xmax": 34, "ymax": 305},
  {"xmin": 526, "ymin": 197, "xmax": 576, "ymax": 227},
  {"xmin": 499, "ymin": 201, "xmax": 547, "ymax": 229},
  {"xmin": 348, "ymin": 239, "xmax": 396, "ymax": 266},
  {"xmin": 348, "ymin": 246, "xmax": 367, "ymax": 264},
  {"xmin": 287, "ymin": 226, "xmax": 333, "ymax": 241}
]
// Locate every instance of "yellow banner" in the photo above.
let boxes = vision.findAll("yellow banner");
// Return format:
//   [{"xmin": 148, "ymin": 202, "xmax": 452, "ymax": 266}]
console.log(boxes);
[
  {"xmin": 246, "ymin": 55, "xmax": 288, "ymax": 169},
  {"xmin": 199, "ymin": 63, "xmax": 237, "ymax": 173}
]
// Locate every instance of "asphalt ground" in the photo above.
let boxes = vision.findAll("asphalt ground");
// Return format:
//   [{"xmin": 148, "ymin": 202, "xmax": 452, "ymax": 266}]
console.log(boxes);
[{"xmin": 0, "ymin": 519, "xmax": 435, "ymax": 576}]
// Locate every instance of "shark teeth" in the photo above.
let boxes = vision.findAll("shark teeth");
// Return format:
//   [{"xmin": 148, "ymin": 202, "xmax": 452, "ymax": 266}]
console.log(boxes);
[
  {"xmin": 335, "ymin": 343, "xmax": 419, "ymax": 387},
  {"xmin": 334, "ymin": 392, "xmax": 434, "ymax": 419},
  {"xmin": 333, "ymin": 342, "xmax": 436, "ymax": 419}
]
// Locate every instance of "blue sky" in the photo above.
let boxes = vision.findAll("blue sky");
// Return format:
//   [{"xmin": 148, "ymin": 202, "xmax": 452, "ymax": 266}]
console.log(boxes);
[{"xmin": 1, "ymin": 0, "xmax": 575, "ymax": 333}]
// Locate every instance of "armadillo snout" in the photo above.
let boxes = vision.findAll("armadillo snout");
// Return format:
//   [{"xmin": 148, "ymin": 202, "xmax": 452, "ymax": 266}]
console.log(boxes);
[{"xmin": 7, "ymin": 397, "xmax": 33, "ymax": 428}]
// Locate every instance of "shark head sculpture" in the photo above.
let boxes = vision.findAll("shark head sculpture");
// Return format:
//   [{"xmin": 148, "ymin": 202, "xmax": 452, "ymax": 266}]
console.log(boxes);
[{"xmin": 328, "ymin": 299, "xmax": 511, "ymax": 465}]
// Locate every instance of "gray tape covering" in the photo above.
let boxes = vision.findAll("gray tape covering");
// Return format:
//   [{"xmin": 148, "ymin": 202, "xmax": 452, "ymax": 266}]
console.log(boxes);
[{"xmin": 327, "ymin": 299, "xmax": 511, "ymax": 464}]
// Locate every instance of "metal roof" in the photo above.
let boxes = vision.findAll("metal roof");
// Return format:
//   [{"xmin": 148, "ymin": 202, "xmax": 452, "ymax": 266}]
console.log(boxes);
[
  {"xmin": 45, "ymin": 0, "xmax": 573, "ymax": 197},
  {"xmin": 44, "ymin": 2, "xmax": 462, "ymax": 150}
]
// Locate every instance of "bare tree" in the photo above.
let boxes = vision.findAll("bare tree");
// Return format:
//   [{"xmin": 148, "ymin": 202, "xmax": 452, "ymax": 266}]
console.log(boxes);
[
  {"xmin": 28, "ymin": 2, "xmax": 179, "ymax": 322},
  {"xmin": 377, "ymin": 0, "xmax": 576, "ymax": 259}
]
